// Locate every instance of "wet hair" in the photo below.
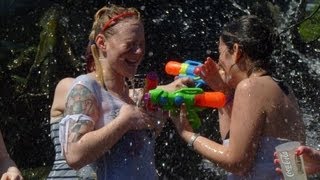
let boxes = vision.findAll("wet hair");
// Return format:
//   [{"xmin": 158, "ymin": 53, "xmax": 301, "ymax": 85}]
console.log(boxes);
[
  {"xmin": 221, "ymin": 15, "xmax": 276, "ymax": 74},
  {"xmin": 84, "ymin": 40, "xmax": 95, "ymax": 73},
  {"xmin": 89, "ymin": 5, "xmax": 140, "ymax": 41},
  {"xmin": 85, "ymin": 4, "xmax": 141, "ymax": 85}
]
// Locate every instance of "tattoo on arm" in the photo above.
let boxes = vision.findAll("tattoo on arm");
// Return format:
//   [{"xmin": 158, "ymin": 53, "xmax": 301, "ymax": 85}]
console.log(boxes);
[
  {"xmin": 68, "ymin": 120, "xmax": 95, "ymax": 143},
  {"xmin": 65, "ymin": 85, "xmax": 98, "ymax": 116},
  {"xmin": 65, "ymin": 84, "xmax": 99, "ymax": 143}
]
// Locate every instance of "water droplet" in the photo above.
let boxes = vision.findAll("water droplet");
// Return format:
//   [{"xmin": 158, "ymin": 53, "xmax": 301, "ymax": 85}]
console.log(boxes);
[{"xmin": 148, "ymin": 51, "xmax": 154, "ymax": 57}]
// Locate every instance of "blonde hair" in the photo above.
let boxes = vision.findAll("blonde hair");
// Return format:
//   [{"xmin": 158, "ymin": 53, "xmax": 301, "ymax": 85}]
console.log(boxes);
[{"xmin": 88, "ymin": 4, "xmax": 141, "ymax": 87}]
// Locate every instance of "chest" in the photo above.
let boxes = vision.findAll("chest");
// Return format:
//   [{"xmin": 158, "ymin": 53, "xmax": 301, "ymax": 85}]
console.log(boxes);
[{"xmin": 95, "ymin": 90, "xmax": 125, "ymax": 128}]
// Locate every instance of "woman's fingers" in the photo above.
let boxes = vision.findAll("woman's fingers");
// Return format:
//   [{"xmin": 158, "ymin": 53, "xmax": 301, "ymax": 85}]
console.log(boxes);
[{"xmin": 179, "ymin": 104, "xmax": 187, "ymax": 120}]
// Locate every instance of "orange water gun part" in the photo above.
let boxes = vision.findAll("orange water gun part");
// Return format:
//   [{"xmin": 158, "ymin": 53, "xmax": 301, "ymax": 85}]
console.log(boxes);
[{"xmin": 194, "ymin": 91, "xmax": 226, "ymax": 108}]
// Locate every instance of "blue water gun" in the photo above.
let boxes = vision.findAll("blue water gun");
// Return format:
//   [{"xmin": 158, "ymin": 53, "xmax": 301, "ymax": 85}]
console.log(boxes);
[{"xmin": 165, "ymin": 60, "xmax": 205, "ymax": 88}]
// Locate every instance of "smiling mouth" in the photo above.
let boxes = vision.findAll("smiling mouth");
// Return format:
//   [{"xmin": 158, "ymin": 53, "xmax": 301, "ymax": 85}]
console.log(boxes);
[{"xmin": 125, "ymin": 59, "xmax": 139, "ymax": 66}]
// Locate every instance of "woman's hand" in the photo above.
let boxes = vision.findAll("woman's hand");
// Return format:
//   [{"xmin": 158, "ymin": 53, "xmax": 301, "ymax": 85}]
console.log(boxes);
[
  {"xmin": 157, "ymin": 77, "xmax": 195, "ymax": 92},
  {"xmin": 1, "ymin": 169, "xmax": 23, "ymax": 180},
  {"xmin": 274, "ymin": 145, "xmax": 320, "ymax": 176},
  {"xmin": 296, "ymin": 146, "xmax": 320, "ymax": 175},
  {"xmin": 169, "ymin": 104, "xmax": 193, "ymax": 136},
  {"xmin": 148, "ymin": 109, "xmax": 168, "ymax": 136},
  {"xmin": 119, "ymin": 104, "xmax": 156, "ymax": 131},
  {"xmin": 198, "ymin": 57, "xmax": 229, "ymax": 93}
]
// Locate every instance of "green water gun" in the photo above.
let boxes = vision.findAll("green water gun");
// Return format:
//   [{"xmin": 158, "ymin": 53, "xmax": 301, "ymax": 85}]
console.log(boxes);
[{"xmin": 145, "ymin": 87, "xmax": 226, "ymax": 129}]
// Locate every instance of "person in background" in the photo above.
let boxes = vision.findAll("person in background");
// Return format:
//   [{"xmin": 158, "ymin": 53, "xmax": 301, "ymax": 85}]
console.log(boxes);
[
  {"xmin": 59, "ymin": 4, "xmax": 192, "ymax": 180},
  {"xmin": 47, "ymin": 29, "xmax": 102, "ymax": 180},
  {"xmin": 170, "ymin": 15, "xmax": 306, "ymax": 179},
  {"xmin": 0, "ymin": 131, "xmax": 23, "ymax": 180},
  {"xmin": 274, "ymin": 145, "xmax": 320, "ymax": 176}
]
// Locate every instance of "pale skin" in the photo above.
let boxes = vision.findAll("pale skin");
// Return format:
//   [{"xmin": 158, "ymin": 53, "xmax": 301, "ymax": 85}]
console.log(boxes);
[
  {"xmin": 0, "ymin": 132, "xmax": 23, "ymax": 180},
  {"xmin": 171, "ymin": 38, "xmax": 305, "ymax": 175},
  {"xmin": 63, "ymin": 17, "xmax": 193, "ymax": 170},
  {"xmin": 50, "ymin": 77, "xmax": 74, "ymax": 122}
]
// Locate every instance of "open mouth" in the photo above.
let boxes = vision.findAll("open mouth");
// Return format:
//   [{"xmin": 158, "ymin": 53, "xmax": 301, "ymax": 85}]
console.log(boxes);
[{"xmin": 125, "ymin": 59, "xmax": 138, "ymax": 66}]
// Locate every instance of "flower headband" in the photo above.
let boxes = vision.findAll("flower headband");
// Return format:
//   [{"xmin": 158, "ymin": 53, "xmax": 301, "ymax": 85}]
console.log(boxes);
[{"xmin": 100, "ymin": 11, "xmax": 138, "ymax": 33}]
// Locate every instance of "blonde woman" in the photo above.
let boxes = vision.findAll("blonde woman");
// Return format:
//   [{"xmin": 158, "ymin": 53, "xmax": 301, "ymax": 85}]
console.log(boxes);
[{"xmin": 59, "ymin": 4, "xmax": 192, "ymax": 180}]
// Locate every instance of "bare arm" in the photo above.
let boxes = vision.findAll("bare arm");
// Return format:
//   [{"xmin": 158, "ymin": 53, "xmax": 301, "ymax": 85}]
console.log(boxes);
[
  {"xmin": 198, "ymin": 58, "xmax": 234, "ymax": 138},
  {"xmin": 63, "ymin": 84, "xmax": 155, "ymax": 169},
  {"xmin": 50, "ymin": 77, "xmax": 74, "ymax": 121},
  {"xmin": 0, "ymin": 132, "xmax": 23, "ymax": 180},
  {"xmin": 63, "ymin": 84, "xmax": 129, "ymax": 169},
  {"xmin": 218, "ymin": 80, "xmax": 265, "ymax": 173},
  {"xmin": 172, "ymin": 79, "xmax": 265, "ymax": 174}
]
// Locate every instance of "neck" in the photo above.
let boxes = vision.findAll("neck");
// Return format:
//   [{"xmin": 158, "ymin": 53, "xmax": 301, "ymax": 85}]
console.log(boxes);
[
  {"xmin": 103, "ymin": 74, "xmax": 131, "ymax": 103},
  {"xmin": 249, "ymin": 69, "xmax": 268, "ymax": 78},
  {"xmin": 89, "ymin": 71, "xmax": 127, "ymax": 96}
]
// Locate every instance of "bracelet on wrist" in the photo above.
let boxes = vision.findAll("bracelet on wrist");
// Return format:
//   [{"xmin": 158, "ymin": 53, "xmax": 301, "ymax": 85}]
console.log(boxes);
[{"xmin": 187, "ymin": 133, "xmax": 200, "ymax": 150}]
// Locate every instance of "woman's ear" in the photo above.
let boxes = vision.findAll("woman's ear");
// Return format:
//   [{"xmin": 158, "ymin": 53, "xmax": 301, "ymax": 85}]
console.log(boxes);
[
  {"xmin": 232, "ymin": 43, "xmax": 242, "ymax": 63},
  {"xmin": 95, "ymin": 34, "xmax": 107, "ymax": 51}
]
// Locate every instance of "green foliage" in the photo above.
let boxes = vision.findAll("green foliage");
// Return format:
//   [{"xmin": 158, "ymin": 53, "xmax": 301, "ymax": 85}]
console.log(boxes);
[
  {"xmin": 299, "ymin": 3, "xmax": 320, "ymax": 42},
  {"xmin": 21, "ymin": 166, "xmax": 51, "ymax": 180},
  {"xmin": 0, "ymin": 4, "xmax": 83, "ymax": 170}
]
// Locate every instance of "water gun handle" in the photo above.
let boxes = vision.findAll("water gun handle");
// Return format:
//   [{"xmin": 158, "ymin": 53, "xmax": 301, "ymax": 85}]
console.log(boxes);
[
  {"xmin": 187, "ymin": 110, "xmax": 201, "ymax": 129},
  {"xmin": 143, "ymin": 72, "xmax": 159, "ymax": 111},
  {"xmin": 144, "ymin": 72, "xmax": 158, "ymax": 92}
]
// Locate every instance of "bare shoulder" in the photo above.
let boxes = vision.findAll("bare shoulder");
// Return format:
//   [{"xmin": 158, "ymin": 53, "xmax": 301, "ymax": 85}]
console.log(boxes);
[
  {"xmin": 236, "ymin": 76, "xmax": 276, "ymax": 95},
  {"xmin": 235, "ymin": 77, "xmax": 262, "ymax": 94},
  {"xmin": 50, "ymin": 77, "xmax": 75, "ymax": 122},
  {"xmin": 234, "ymin": 77, "xmax": 275, "ymax": 109},
  {"xmin": 54, "ymin": 77, "xmax": 75, "ymax": 94}
]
